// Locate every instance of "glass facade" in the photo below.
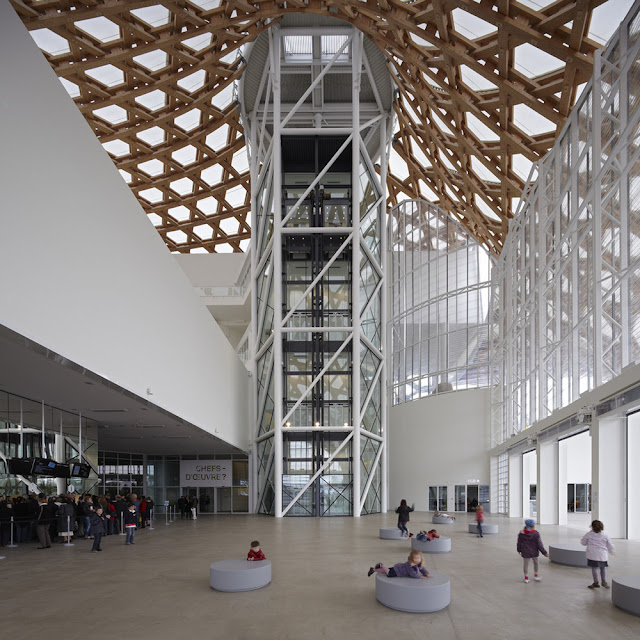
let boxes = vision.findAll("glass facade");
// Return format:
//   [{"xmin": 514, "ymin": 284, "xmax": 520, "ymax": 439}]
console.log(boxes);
[
  {"xmin": 0, "ymin": 390, "xmax": 99, "ymax": 496},
  {"xmin": 97, "ymin": 452, "xmax": 249, "ymax": 513},
  {"xmin": 491, "ymin": 6, "xmax": 640, "ymax": 446},
  {"xmin": 390, "ymin": 199, "xmax": 493, "ymax": 405}
]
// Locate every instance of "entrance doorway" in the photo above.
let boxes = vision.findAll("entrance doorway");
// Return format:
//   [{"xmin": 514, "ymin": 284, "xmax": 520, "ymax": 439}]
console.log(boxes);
[
  {"xmin": 567, "ymin": 483, "xmax": 591, "ymax": 512},
  {"xmin": 182, "ymin": 487, "xmax": 215, "ymax": 515}
]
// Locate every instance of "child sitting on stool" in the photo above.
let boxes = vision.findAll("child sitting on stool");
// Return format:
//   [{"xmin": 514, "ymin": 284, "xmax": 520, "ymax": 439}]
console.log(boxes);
[{"xmin": 247, "ymin": 540, "xmax": 266, "ymax": 561}]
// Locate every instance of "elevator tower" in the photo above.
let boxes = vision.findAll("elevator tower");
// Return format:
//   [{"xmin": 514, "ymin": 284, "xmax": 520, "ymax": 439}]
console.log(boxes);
[{"xmin": 240, "ymin": 15, "xmax": 394, "ymax": 516}]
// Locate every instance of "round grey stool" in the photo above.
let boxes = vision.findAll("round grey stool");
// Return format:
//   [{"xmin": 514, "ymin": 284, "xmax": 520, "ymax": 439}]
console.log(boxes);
[
  {"xmin": 468, "ymin": 523, "xmax": 498, "ymax": 534},
  {"xmin": 432, "ymin": 515, "xmax": 454, "ymax": 525},
  {"xmin": 612, "ymin": 576, "xmax": 640, "ymax": 616},
  {"xmin": 548, "ymin": 544, "xmax": 587, "ymax": 567},
  {"xmin": 380, "ymin": 527, "xmax": 405, "ymax": 540},
  {"xmin": 375, "ymin": 571, "xmax": 450, "ymax": 613},
  {"xmin": 209, "ymin": 558, "xmax": 271, "ymax": 592},
  {"xmin": 411, "ymin": 536, "xmax": 451, "ymax": 554}
]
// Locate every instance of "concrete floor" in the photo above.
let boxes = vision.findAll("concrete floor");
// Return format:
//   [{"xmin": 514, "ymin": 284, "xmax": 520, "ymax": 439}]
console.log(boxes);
[{"xmin": 1, "ymin": 512, "xmax": 639, "ymax": 640}]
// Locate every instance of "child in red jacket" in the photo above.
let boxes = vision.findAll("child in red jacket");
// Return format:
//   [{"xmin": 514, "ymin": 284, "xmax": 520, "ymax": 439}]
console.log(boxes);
[{"xmin": 247, "ymin": 540, "xmax": 266, "ymax": 561}]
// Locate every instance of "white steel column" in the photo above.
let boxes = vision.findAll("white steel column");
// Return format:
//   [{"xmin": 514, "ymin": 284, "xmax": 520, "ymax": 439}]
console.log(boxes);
[
  {"xmin": 271, "ymin": 26, "xmax": 284, "ymax": 518},
  {"xmin": 380, "ymin": 116, "xmax": 389, "ymax": 514},
  {"xmin": 352, "ymin": 28, "xmax": 362, "ymax": 516}
]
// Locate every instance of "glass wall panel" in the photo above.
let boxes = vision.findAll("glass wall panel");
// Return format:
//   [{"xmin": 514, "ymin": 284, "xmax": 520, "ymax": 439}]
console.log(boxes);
[
  {"xmin": 490, "ymin": 8, "xmax": 640, "ymax": 445},
  {"xmin": 390, "ymin": 200, "xmax": 493, "ymax": 404}
]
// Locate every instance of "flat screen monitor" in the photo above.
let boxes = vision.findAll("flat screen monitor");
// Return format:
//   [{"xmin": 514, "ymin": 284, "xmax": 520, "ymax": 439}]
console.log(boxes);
[
  {"xmin": 70, "ymin": 463, "xmax": 91, "ymax": 478},
  {"xmin": 7, "ymin": 458, "xmax": 34, "ymax": 475},
  {"xmin": 32, "ymin": 458, "xmax": 70, "ymax": 478}
]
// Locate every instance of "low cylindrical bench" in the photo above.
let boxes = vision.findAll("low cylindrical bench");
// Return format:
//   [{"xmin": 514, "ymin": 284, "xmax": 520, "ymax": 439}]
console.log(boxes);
[
  {"xmin": 432, "ymin": 515, "xmax": 454, "ymax": 525},
  {"xmin": 375, "ymin": 571, "xmax": 450, "ymax": 613},
  {"xmin": 468, "ymin": 523, "xmax": 498, "ymax": 534},
  {"xmin": 411, "ymin": 536, "xmax": 451, "ymax": 554},
  {"xmin": 209, "ymin": 558, "xmax": 271, "ymax": 592},
  {"xmin": 380, "ymin": 527, "xmax": 405, "ymax": 540},
  {"xmin": 612, "ymin": 576, "xmax": 640, "ymax": 616},
  {"xmin": 548, "ymin": 544, "xmax": 587, "ymax": 567}
]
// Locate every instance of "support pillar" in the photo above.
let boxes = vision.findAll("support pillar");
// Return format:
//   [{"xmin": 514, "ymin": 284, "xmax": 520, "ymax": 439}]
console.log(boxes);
[
  {"xmin": 537, "ymin": 440, "xmax": 559, "ymax": 525},
  {"xmin": 591, "ymin": 415, "xmax": 626, "ymax": 538},
  {"xmin": 508, "ymin": 453, "xmax": 523, "ymax": 519}
]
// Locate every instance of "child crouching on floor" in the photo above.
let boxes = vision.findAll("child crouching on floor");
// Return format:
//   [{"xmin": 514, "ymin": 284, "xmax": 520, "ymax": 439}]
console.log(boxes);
[
  {"xmin": 368, "ymin": 550, "xmax": 432, "ymax": 579},
  {"xmin": 247, "ymin": 540, "xmax": 266, "ymax": 561}
]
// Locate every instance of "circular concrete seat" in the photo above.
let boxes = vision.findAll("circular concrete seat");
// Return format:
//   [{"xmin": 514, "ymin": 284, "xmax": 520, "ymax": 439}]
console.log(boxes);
[
  {"xmin": 379, "ymin": 527, "xmax": 405, "ymax": 540},
  {"xmin": 548, "ymin": 544, "xmax": 587, "ymax": 567},
  {"xmin": 375, "ymin": 571, "xmax": 450, "ymax": 613},
  {"xmin": 209, "ymin": 558, "xmax": 271, "ymax": 592},
  {"xmin": 612, "ymin": 576, "xmax": 640, "ymax": 616},
  {"xmin": 411, "ymin": 536, "xmax": 451, "ymax": 553},
  {"xmin": 468, "ymin": 523, "xmax": 498, "ymax": 534},
  {"xmin": 432, "ymin": 515, "xmax": 454, "ymax": 525}
]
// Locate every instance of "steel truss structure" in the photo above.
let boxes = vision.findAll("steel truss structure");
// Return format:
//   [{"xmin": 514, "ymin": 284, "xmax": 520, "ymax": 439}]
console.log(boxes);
[
  {"xmin": 491, "ymin": 1, "xmax": 640, "ymax": 447},
  {"xmin": 389, "ymin": 199, "xmax": 493, "ymax": 406},
  {"xmin": 243, "ymin": 18, "xmax": 392, "ymax": 516},
  {"xmin": 13, "ymin": 0, "xmax": 612, "ymax": 256}
]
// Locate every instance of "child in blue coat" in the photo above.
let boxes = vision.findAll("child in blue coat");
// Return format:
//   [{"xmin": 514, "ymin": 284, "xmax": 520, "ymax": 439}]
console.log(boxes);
[{"xmin": 517, "ymin": 519, "xmax": 548, "ymax": 583}]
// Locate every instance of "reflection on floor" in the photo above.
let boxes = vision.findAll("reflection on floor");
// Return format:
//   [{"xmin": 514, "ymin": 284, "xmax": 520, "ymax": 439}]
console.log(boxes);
[{"xmin": 1, "ymin": 512, "xmax": 639, "ymax": 640}]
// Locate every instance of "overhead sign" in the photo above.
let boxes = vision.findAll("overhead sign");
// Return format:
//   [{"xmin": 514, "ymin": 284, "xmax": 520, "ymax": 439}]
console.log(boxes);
[{"xmin": 179, "ymin": 460, "xmax": 231, "ymax": 488}]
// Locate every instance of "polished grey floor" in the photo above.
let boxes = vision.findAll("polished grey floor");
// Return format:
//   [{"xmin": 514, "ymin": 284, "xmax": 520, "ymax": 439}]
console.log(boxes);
[{"xmin": 1, "ymin": 512, "xmax": 639, "ymax": 640}]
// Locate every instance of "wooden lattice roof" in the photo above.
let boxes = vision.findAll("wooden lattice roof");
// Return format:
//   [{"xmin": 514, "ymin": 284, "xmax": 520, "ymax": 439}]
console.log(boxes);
[{"xmin": 12, "ymin": 0, "xmax": 615, "ymax": 256}]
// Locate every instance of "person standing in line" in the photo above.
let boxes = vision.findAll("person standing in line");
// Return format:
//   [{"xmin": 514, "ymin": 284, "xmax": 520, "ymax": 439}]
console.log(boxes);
[
  {"xmin": 124, "ymin": 503, "xmax": 137, "ymax": 545},
  {"xmin": 517, "ymin": 519, "xmax": 549, "ymax": 583},
  {"xmin": 89, "ymin": 506, "xmax": 106, "ymax": 552},
  {"xmin": 190, "ymin": 495, "xmax": 198, "ymax": 520},
  {"xmin": 395, "ymin": 499, "xmax": 414, "ymax": 538},
  {"xmin": 581, "ymin": 519, "xmax": 615, "ymax": 589},
  {"xmin": 36, "ymin": 495, "xmax": 54, "ymax": 549},
  {"xmin": 475, "ymin": 504, "xmax": 485, "ymax": 537},
  {"xmin": 81, "ymin": 495, "xmax": 94, "ymax": 539}
]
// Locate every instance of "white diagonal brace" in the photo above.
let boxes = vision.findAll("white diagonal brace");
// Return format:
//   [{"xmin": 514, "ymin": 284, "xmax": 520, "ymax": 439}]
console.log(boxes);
[
  {"xmin": 281, "ymin": 233, "xmax": 354, "ymax": 326},
  {"xmin": 282, "ymin": 334, "xmax": 354, "ymax": 426},
  {"xmin": 281, "ymin": 431, "xmax": 355, "ymax": 516}
]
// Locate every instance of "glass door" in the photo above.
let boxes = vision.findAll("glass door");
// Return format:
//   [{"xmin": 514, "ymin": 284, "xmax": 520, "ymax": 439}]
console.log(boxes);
[
  {"xmin": 428, "ymin": 486, "xmax": 448, "ymax": 511},
  {"xmin": 198, "ymin": 487, "xmax": 215, "ymax": 514},
  {"xmin": 455, "ymin": 485, "xmax": 466, "ymax": 512},
  {"xmin": 438, "ymin": 486, "xmax": 447, "ymax": 511},
  {"xmin": 575, "ymin": 484, "xmax": 590, "ymax": 512},
  {"xmin": 467, "ymin": 485, "xmax": 479, "ymax": 511},
  {"xmin": 567, "ymin": 483, "xmax": 576, "ymax": 512}
]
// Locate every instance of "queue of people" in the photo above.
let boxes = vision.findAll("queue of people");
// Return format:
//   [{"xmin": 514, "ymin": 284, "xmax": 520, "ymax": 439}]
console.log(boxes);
[{"xmin": 0, "ymin": 492, "xmax": 155, "ymax": 548}]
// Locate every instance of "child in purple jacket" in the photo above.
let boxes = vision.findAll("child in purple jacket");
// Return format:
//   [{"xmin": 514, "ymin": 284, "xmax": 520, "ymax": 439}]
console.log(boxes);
[
  {"xmin": 517, "ymin": 519, "xmax": 549, "ymax": 583},
  {"xmin": 368, "ymin": 550, "xmax": 432, "ymax": 579}
]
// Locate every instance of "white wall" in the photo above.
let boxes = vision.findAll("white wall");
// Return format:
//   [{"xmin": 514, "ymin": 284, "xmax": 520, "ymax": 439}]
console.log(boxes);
[
  {"xmin": 388, "ymin": 388, "xmax": 490, "ymax": 512},
  {"xmin": 0, "ymin": 2, "xmax": 250, "ymax": 451},
  {"xmin": 174, "ymin": 254, "xmax": 247, "ymax": 287},
  {"xmin": 564, "ymin": 431, "xmax": 592, "ymax": 484}
]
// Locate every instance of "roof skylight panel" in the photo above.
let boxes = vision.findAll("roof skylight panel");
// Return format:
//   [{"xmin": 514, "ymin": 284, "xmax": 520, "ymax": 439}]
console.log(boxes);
[
  {"xmin": 75, "ymin": 17, "xmax": 121, "ymax": 43},
  {"xmin": 30, "ymin": 28, "xmax": 70, "ymax": 55}
]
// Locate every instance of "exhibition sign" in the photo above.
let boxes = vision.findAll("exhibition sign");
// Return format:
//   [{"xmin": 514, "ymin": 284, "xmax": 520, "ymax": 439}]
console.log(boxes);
[{"xmin": 179, "ymin": 460, "xmax": 232, "ymax": 487}]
